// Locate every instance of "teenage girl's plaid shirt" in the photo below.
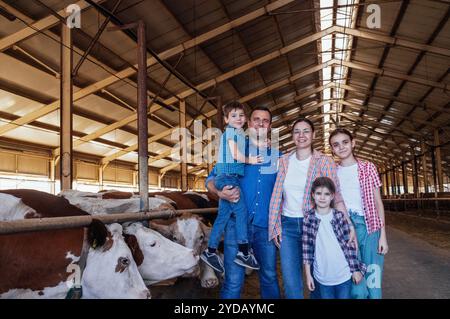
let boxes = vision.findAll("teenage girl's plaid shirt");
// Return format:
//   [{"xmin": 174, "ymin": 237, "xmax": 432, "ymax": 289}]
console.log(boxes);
[
  {"xmin": 302, "ymin": 209, "xmax": 366, "ymax": 274},
  {"xmin": 268, "ymin": 150, "xmax": 344, "ymax": 241},
  {"xmin": 355, "ymin": 159, "xmax": 384, "ymax": 234}
]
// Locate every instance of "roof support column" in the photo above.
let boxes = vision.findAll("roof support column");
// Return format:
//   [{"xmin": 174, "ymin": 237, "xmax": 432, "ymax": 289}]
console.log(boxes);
[
  {"xmin": 434, "ymin": 129, "xmax": 444, "ymax": 192},
  {"xmin": 386, "ymin": 169, "xmax": 391, "ymax": 196},
  {"xmin": 402, "ymin": 161, "xmax": 408, "ymax": 194},
  {"xmin": 412, "ymin": 152, "xmax": 419, "ymax": 196},
  {"xmin": 60, "ymin": 23, "xmax": 73, "ymax": 191},
  {"xmin": 207, "ymin": 118, "xmax": 214, "ymax": 174},
  {"xmin": 180, "ymin": 100, "xmax": 188, "ymax": 192},
  {"xmin": 137, "ymin": 20, "xmax": 149, "ymax": 211},
  {"xmin": 421, "ymin": 140, "xmax": 429, "ymax": 193}
]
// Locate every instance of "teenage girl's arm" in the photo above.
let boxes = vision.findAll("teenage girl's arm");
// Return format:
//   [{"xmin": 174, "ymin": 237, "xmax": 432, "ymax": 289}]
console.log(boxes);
[
  {"xmin": 228, "ymin": 139, "xmax": 263, "ymax": 164},
  {"xmin": 326, "ymin": 158, "xmax": 357, "ymax": 244},
  {"xmin": 374, "ymin": 187, "xmax": 389, "ymax": 255},
  {"xmin": 304, "ymin": 264, "xmax": 315, "ymax": 291}
]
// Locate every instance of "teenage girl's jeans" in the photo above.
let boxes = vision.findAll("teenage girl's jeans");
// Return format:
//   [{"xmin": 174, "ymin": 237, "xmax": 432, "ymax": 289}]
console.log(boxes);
[
  {"xmin": 350, "ymin": 211, "xmax": 384, "ymax": 299},
  {"xmin": 316, "ymin": 279, "xmax": 352, "ymax": 299},
  {"xmin": 208, "ymin": 174, "xmax": 248, "ymax": 249},
  {"xmin": 279, "ymin": 215, "xmax": 304, "ymax": 299}
]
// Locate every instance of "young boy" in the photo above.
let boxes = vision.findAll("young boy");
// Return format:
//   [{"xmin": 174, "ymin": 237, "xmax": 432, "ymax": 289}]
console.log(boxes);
[
  {"xmin": 201, "ymin": 101, "xmax": 262, "ymax": 273},
  {"xmin": 303, "ymin": 177, "xmax": 365, "ymax": 299}
]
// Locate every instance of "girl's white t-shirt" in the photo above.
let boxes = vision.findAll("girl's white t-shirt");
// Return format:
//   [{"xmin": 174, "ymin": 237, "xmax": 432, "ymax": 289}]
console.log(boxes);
[
  {"xmin": 337, "ymin": 163, "xmax": 364, "ymax": 216},
  {"xmin": 313, "ymin": 211, "xmax": 352, "ymax": 286},
  {"xmin": 282, "ymin": 154, "xmax": 311, "ymax": 218}
]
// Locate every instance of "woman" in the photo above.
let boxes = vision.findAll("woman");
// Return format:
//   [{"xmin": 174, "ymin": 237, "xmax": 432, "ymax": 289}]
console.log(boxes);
[
  {"xmin": 268, "ymin": 118, "xmax": 355, "ymax": 299},
  {"xmin": 329, "ymin": 128, "xmax": 388, "ymax": 299}
]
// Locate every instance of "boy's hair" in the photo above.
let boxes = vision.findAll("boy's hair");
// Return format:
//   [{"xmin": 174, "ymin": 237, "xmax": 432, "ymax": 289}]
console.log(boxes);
[
  {"xmin": 250, "ymin": 106, "xmax": 272, "ymax": 123},
  {"xmin": 222, "ymin": 101, "xmax": 246, "ymax": 119},
  {"xmin": 311, "ymin": 177, "xmax": 336, "ymax": 208},
  {"xmin": 291, "ymin": 117, "xmax": 315, "ymax": 133},
  {"xmin": 329, "ymin": 127, "xmax": 353, "ymax": 145}
]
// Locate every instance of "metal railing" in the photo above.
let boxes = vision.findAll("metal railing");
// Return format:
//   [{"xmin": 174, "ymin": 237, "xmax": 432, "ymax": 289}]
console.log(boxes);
[
  {"xmin": 383, "ymin": 197, "xmax": 450, "ymax": 219},
  {"xmin": 0, "ymin": 207, "xmax": 218, "ymax": 235}
]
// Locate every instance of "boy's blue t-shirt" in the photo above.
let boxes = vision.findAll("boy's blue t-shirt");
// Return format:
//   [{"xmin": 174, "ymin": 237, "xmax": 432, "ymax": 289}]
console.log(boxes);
[
  {"xmin": 215, "ymin": 125, "xmax": 246, "ymax": 176},
  {"xmin": 206, "ymin": 141, "xmax": 281, "ymax": 229}
]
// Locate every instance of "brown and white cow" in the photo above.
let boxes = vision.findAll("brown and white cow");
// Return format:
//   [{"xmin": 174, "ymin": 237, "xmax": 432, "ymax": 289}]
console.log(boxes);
[
  {"xmin": 58, "ymin": 189, "xmax": 200, "ymax": 285},
  {"xmin": 150, "ymin": 213, "xmax": 219, "ymax": 289},
  {"xmin": 0, "ymin": 190, "xmax": 150, "ymax": 299}
]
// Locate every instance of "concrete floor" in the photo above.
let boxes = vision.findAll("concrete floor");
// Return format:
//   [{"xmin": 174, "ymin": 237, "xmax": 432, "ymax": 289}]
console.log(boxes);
[
  {"xmin": 383, "ymin": 226, "xmax": 450, "ymax": 299},
  {"xmin": 150, "ymin": 225, "xmax": 450, "ymax": 299}
]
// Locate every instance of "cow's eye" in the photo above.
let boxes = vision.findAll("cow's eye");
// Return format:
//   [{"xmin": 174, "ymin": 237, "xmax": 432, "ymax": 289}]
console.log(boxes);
[
  {"xmin": 172, "ymin": 236, "xmax": 178, "ymax": 242},
  {"xmin": 149, "ymin": 241, "xmax": 156, "ymax": 247},
  {"xmin": 119, "ymin": 257, "xmax": 130, "ymax": 267},
  {"xmin": 199, "ymin": 235, "xmax": 204, "ymax": 240}
]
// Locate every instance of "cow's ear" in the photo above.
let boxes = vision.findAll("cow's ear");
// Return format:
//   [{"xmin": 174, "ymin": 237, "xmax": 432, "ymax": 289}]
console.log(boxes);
[
  {"xmin": 124, "ymin": 234, "xmax": 144, "ymax": 266},
  {"xmin": 88, "ymin": 219, "xmax": 108, "ymax": 249},
  {"xmin": 149, "ymin": 221, "xmax": 172, "ymax": 238},
  {"xmin": 199, "ymin": 222, "xmax": 211, "ymax": 240}
]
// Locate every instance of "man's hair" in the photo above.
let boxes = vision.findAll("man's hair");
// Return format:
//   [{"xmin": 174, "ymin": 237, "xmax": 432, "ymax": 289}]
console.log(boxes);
[
  {"xmin": 249, "ymin": 106, "xmax": 272, "ymax": 123},
  {"xmin": 222, "ymin": 101, "xmax": 246, "ymax": 118},
  {"xmin": 329, "ymin": 127, "xmax": 353, "ymax": 145},
  {"xmin": 311, "ymin": 177, "xmax": 336, "ymax": 208}
]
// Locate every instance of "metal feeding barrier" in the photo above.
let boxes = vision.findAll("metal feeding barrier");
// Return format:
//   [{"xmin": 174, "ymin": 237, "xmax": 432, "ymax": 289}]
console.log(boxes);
[{"xmin": 0, "ymin": 207, "xmax": 218, "ymax": 235}]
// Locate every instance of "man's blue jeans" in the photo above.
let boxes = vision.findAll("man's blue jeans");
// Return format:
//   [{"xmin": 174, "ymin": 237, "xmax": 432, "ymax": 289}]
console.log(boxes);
[
  {"xmin": 209, "ymin": 174, "xmax": 248, "ymax": 248},
  {"xmin": 350, "ymin": 211, "xmax": 384, "ymax": 299},
  {"xmin": 316, "ymin": 279, "xmax": 352, "ymax": 299},
  {"xmin": 221, "ymin": 217, "xmax": 281, "ymax": 299},
  {"xmin": 279, "ymin": 215, "xmax": 304, "ymax": 299}
]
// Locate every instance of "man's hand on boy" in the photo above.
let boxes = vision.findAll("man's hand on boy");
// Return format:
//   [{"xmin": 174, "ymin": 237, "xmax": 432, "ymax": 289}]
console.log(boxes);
[
  {"xmin": 218, "ymin": 185, "xmax": 240, "ymax": 202},
  {"xmin": 352, "ymin": 271, "xmax": 363, "ymax": 285},
  {"xmin": 249, "ymin": 155, "xmax": 264, "ymax": 164}
]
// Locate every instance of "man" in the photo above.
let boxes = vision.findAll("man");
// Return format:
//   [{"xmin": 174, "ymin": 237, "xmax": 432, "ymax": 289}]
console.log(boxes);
[{"xmin": 205, "ymin": 106, "xmax": 281, "ymax": 299}]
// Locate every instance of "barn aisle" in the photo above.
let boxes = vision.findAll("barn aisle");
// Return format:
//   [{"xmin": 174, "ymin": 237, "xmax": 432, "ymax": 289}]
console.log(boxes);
[{"xmin": 383, "ymin": 226, "xmax": 450, "ymax": 299}]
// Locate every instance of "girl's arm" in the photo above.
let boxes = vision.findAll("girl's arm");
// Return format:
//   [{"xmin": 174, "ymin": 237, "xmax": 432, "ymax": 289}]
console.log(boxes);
[
  {"xmin": 374, "ymin": 187, "xmax": 389, "ymax": 254},
  {"xmin": 304, "ymin": 264, "xmax": 315, "ymax": 291},
  {"xmin": 228, "ymin": 139, "xmax": 262, "ymax": 164}
]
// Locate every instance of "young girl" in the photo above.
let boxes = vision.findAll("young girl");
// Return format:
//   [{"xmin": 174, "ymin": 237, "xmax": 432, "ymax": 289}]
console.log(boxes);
[
  {"xmin": 329, "ymin": 128, "xmax": 388, "ymax": 299},
  {"xmin": 303, "ymin": 177, "xmax": 365, "ymax": 299}
]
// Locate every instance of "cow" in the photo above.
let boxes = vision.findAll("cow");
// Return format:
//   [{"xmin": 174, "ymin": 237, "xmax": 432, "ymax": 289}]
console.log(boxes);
[
  {"xmin": 0, "ymin": 190, "xmax": 150, "ymax": 299},
  {"xmin": 60, "ymin": 190, "xmax": 175, "ymax": 215},
  {"xmin": 150, "ymin": 213, "xmax": 220, "ymax": 289},
  {"xmin": 123, "ymin": 222, "xmax": 199, "ymax": 285},
  {"xmin": 58, "ymin": 189, "xmax": 200, "ymax": 285}
]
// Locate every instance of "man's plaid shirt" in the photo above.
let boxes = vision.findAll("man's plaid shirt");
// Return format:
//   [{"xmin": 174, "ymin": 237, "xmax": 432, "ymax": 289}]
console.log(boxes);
[{"xmin": 302, "ymin": 208, "xmax": 366, "ymax": 274}]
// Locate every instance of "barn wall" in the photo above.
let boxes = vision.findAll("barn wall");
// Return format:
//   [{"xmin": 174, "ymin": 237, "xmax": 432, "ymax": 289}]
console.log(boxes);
[{"xmin": 0, "ymin": 150, "xmax": 207, "ymax": 193}]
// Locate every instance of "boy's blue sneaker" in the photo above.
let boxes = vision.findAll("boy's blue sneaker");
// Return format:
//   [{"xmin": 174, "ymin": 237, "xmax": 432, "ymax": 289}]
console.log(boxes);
[
  {"xmin": 234, "ymin": 251, "xmax": 260, "ymax": 270},
  {"xmin": 200, "ymin": 250, "xmax": 225, "ymax": 273}
]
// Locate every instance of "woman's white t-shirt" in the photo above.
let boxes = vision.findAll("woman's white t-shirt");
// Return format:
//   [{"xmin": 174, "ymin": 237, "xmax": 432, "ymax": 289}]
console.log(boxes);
[
  {"xmin": 337, "ymin": 163, "xmax": 364, "ymax": 216},
  {"xmin": 282, "ymin": 153, "xmax": 311, "ymax": 218},
  {"xmin": 313, "ymin": 211, "xmax": 352, "ymax": 285}
]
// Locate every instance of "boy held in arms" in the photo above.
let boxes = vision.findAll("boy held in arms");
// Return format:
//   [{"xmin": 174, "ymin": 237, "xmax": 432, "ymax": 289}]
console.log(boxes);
[{"xmin": 201, "ymin": 101, "xmax": 263, "ymax": 273}]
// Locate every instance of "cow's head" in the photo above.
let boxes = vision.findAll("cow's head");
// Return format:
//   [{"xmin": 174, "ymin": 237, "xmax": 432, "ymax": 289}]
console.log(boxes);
[
  {"xmin": 123, "ymin": 223, "xmax": 199, "ymax": 284},
  {"xmin": 150, "ymin": 214, "xmax": 211, "ymax": 256},
  {"xmin": 81, "ymin": 220, "xmax": 150, "ymax": 299}
]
